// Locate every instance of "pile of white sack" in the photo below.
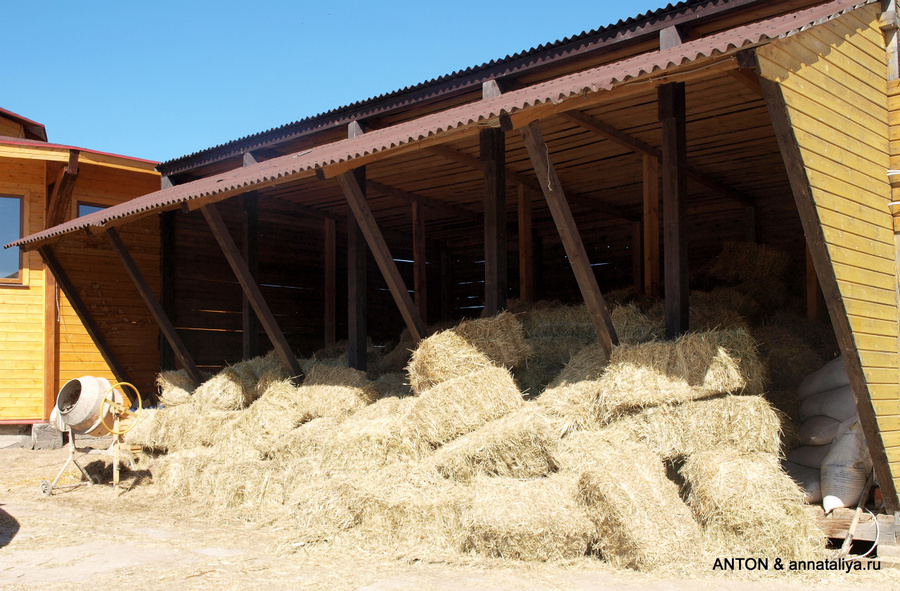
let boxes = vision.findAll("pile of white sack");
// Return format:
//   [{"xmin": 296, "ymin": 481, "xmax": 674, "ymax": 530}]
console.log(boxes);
[{"xmin": 783, "ymin": 357, "xmax": 873, "ymax": 513}]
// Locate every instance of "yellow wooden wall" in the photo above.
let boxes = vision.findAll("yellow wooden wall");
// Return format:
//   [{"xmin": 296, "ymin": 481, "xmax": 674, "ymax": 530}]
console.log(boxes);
[
  {"xmin": 0, "ymin": 158, "xmax": 45, "ymax": 420},
  {"xmin": 758, "ymin": 5, "xmax": 900, "ymax": 487},
  {"xmin": 0, "ymin": 155, "xmax": 160, "ymax": 421},
  {"xmin": 56, "ymin": 164, "xmax": 161, "ymax": 396}
]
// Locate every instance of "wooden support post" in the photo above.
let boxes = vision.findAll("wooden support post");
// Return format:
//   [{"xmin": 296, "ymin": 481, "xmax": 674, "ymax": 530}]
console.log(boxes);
[
  {"xmin": 200, "ymin": 204, "xmax": 304, "ymax": 379},
  {"xmin": 324, "ymin": 217, "xmax": 337, "ymax": 349},
  {"xmin": 347, "ymin": 210, "xmax": 368, "ymax": 370},
  {"xmin": 520, "ymin": 120, "xmax": 618, "ymax": 357},
  {"xmin": 482, "ymin": 127, "xmax": 507, "ymax": 315},
  {"xmin": 632, "ymin": 220, "xmax": 643, "ymax": 295},
  {"xmin": 518, "ymin": 184, "xmax": 535, "ymax": 303},
  {"xmin": 643, "ymin": 154, "xmax": 661, "ymax": 298},
  {"xmin": 337, "ymin": 171, "xmax": 426, "ymax": 341},
  {"xmin": 37, "ymin": 246, "xmax": 134, "ymax": 394},
  {"xmin": 242, "ymin": 193, "xmax": 260, "ymax": 359},
  {"xmin": 805, "ymin": 244, "xmax": 825, "ymax": 322},
  {"xmin": 347, "ymin": 121, "xmax": 368, "ymax": 370},
  {"xmin": 159, "ymin": 211, "xmax": 177, "ymax": 371},
  {"xmin": 42, "ymin": 268, "xmax": 59, "ymax": 420},
  {"xmin": 659, "ymin": 82, "xmax": 689, "ymax": 339},
  {"xmin": 745, "ymin": 205, "xmax": 758, "ymax": 243},
  {"xmin": 412, "ymin": 201, "xmax": 428, "ymax": 324},
  {"xmin": 441, "ymin": 247, "xmax": 452, "ymax": 322},
  {"xmin": 106, "ymin": 227, "xmax": 202, "ymax": 386},
  {"xmin": 762, "ymin": 75, "xmax": 899, "ymax": 512}
]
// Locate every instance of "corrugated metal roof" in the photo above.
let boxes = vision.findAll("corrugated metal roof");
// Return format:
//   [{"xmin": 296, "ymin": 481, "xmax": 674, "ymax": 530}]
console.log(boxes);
[
  {"xmin": 156, "ymin": 0, "xmax": 770, "ymax": 174},
  {"xmin": 7, "ymin": 0, "xmax": 874, "ymax": 251}
]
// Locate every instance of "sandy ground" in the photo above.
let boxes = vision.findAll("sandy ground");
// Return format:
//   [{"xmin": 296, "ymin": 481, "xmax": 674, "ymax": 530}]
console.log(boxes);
[{"xmin": 2, "ymin": 446, "xmax": 900, "ymax": 591}]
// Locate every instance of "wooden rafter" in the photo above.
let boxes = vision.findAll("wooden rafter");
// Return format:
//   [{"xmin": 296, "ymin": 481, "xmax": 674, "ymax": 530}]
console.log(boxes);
[
  {"xmin": 560, "ymin": 110, "xmax": 755, "ymax": 207},
  {"xmin": 106, "ymin": 227, "xmax": 202, "ymax": 386},
  {"xmin": 46, "ymin": 149, "xmax": 80, "ymax": 227},
  {"xmin": 425, "ymin": 144, "xmax": 638, "ymax": 222},
  {"xmin": 337, "ymin": 171, "xmax": 426, "ymax": 341},
  {"xmin": 367, "ymin": 180, "xmax": 479, "ymax": 222},
  {"xmin": 520, "ymin": 120, "xmax": 618, "ymax": 358},
  {"xmin": 201, "ymin": 203, "xmax": 304, "ymax": 379}
]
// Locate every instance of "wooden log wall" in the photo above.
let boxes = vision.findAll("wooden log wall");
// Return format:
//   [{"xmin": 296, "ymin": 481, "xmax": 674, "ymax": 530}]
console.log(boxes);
[
  {"xmin": 758, "ymin": 4, "xmax": 900, "ymax": 507},
  {"xmin": 0, "ymin": 159, "xmax": 44, "ymax": 421}
]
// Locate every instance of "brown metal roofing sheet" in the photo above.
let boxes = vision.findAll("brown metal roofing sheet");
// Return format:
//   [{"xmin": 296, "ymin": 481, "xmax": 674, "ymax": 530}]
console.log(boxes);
[{"xmin": 6, "ymin": 0, "xmax": 875, "ymax": 251}]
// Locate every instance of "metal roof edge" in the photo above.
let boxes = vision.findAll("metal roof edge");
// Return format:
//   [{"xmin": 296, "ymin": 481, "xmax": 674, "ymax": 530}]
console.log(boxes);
[{"xmin": 7, "ymin": 0, "xmax": 873, "ymax": 252}]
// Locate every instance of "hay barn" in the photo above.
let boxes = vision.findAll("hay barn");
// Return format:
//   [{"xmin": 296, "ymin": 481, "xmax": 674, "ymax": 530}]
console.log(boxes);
[
  {"xmin": 7, "ymin": 0, "xmax": 900, "ymax": 553},
  {"xmin": 0, "ymin": 107, "xmax": 159, "ymax": 424}
]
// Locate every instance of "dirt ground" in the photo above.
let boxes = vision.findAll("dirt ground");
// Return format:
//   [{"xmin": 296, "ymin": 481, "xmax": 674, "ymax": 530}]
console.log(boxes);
[{"xmin": 2, "ymin": 446, "xmax": 899, "ymax": 591}]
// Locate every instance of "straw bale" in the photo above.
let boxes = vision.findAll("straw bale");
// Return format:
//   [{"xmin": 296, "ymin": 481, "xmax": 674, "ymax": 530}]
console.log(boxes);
[
  {"xmin": 156, "ymin": 370, "xmax": 197, "ymax": 407},
  {"xmin": 680, "ymin": 449, "xmax": 824, "ymax": 559},
  {"xmin": 406, "ymin": 331, "xmax": 494, "ymax": 394},
  {"xmin": 452, "ymin": 311, "xmax": 531, "ymax": 369},
  {"xmin": 596, "ymin": 328, "xmax": 765, "ymax": 421},
  {"xmin": 740, "ymin": 277, "xmax": 790, "ymax": 312},
  {"xmin": 611, "ymin": 303, "xmax": 663, "ymax": 345},
  {"xmin": 704, "ymin": 242, "xmax": 791, "ymax": 284},
  {"xmin": 405, "ymin": 366, "xmax": 524, "ymax": 447},
  {"xmin": 522, "ymin": 304, "xmax": 594, "ymax": 340},
  {"xmin": 689, "ymin": 291, "xmax": 749, "ymax": 331},
  {"xmin": 768, "ymin": 313, "xmax": 839, "ymax": 362},
  {"xmin": 752, "ymin": 325, "xmax": 824, "ymax": 392},
  {"xmin": 320, "ymin": 396, "xmax": 430, "ymax": 471},
  {"xmin": 193, "ymin": 352, "xmax": 289, "ymax": 412},
  {"xmin": 763, "ymin": 389, "xmax": 802, "ymax": 424},
  {"xmin": 265, "ymin": 417, "xmax": 340, "ymax": 463},
  {"xmin": 151, "ymin": 447, "xmax": 218, "ymax": 497},
  {"xmin": 599, "ymin": 395, "xmax": 783, "ymax": 461},
  {"xmin": 427, "ymin": 407, "xmax": 559, "ymax": 482},
  {"xmin": 534, "ymin": 342, "xmax": 609, "ymax": 435},
  {"xmin": 126, "ymin": 403, "xmax": 231, "ymax": 452},
  {"xmin": 514, "ymin": 335, "xmax": 591, "ymax": 396},
  {"xmin": 291, "ymin": 363, "xmax": 378, "ymax": 422},
  {"xmin": 281, "ymin": 468, "xmax": 363, "ymax": 547},
  {"xmin": 207, "ymin": 459, "xmax": 288, "ymax": 520},
  {"xmin": 573, "ymin": 434, "xmax": 702, "ymax": 570},
  {"xmin": 460, "ymin": 473, "xmax": 596, "ymax": 561},
  {"xmin": 373, "ymin": 372, "xmax": 412, "ymax": 398},
  {"xmin": 370, "ymin": 329, "xmax": 419, "ymax": 375},
  {"xmin": 342, "ymin": 466, "xmax": 472, "ymax": 556}
]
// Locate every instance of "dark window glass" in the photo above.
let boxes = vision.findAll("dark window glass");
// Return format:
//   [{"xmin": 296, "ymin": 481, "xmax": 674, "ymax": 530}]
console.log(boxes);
[
  {"xmin": 78, "ymin": 203, "xmax": 106, "ymax": 217},
  {"xmin": 0, "ymin": 196, "xmax": 22, "ymax": 281}
]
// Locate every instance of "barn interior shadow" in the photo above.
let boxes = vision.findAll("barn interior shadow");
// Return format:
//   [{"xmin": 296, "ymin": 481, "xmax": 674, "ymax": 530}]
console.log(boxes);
[{"xmin": 0, "ymin": 505, "xmax": 19, "ymax": 548}]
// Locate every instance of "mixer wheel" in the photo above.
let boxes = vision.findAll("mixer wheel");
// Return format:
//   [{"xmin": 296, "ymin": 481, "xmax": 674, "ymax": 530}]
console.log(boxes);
[{"xmin": 39, "ymin": 480, "xmax": 52, "ymax": 496}]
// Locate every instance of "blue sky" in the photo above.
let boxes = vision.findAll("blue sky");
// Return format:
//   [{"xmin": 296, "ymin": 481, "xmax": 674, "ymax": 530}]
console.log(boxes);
[{"xmin": 4, "ymin": 1, "xmax": 672, "ymax": 164}]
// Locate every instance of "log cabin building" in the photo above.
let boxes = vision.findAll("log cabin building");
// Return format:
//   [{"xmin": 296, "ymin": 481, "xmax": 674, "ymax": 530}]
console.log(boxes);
[
  {"xmin": 7, "ymin": 0, "xmax": 900, "ymax": 512},
  {"xmin": 0, "ymin": 108, "xmax": 159, "ymax": 425}
]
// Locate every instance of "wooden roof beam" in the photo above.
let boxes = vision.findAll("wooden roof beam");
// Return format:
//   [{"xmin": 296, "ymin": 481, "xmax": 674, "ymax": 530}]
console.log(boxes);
[
  {"xmin": 366, "ymin": 180, "xmax": 480, "ymax": 223},
  {"xmin": 560, "ymin": 109, "xmax": 755, "ymax": 207},
  {"xmin": 425, "ymin": 144, "xmax": 638, "ymax": 222},
  {"xmin": 46, "ymin": 149, "xmax": 80, "ymax": 228}
]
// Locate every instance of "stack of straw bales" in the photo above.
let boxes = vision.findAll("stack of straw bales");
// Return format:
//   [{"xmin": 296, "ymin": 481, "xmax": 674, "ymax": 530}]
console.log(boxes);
[{"xmin": 131, "ymin": 254, "xmax": 826, "ymax": 570}]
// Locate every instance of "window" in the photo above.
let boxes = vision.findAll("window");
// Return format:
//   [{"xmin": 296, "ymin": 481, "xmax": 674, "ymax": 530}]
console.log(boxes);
[
  {"xmin": 77, "ymin": 202, "xmax": 106, "ymax": 217},
  {"xmin": 0, "ymin": 195, "xmax": 23, "ymax": 283}
]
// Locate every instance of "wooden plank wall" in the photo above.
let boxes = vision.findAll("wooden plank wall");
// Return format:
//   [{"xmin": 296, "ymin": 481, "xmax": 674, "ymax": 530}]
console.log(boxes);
[
  {"xmin": 56, "ymin": 164, "xmax": 161, "ymax": 397},
  {"xmin": 0, "ymin": 117, "xmax": 25, "ymax": 139},
  {"xmin": 757, "ymin": 5, "xmax": 900, "ymax": 490},
  {"xmin": 0, "ymin": 159, "xmax": 44, "ymax": 420}
]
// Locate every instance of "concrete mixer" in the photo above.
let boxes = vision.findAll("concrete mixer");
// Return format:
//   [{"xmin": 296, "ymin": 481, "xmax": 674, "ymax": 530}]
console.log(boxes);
[{"xmin": 40, "ymin": 377, "xmax": 142, "ymax": 497}]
